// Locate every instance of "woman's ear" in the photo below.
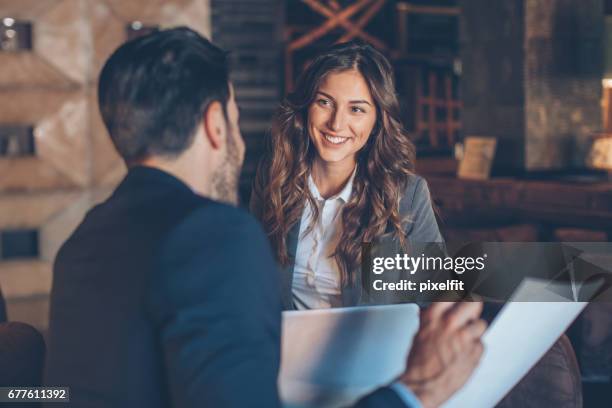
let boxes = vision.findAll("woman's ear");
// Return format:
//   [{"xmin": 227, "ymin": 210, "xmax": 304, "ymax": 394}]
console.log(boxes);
[{"xmin": 203, "ymin": 101, "xmax": 226, "ymax": 150}]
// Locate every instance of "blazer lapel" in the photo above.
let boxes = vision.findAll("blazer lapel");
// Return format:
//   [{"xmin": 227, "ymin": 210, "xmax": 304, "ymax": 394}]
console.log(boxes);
[{"xmin": 280, "ymin": 220, "xmax": 301, "ymax": 310}]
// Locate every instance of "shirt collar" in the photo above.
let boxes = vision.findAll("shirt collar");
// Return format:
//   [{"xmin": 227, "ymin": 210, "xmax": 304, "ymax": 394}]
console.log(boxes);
[{"xmin": 307, "ymin": 165, "xmax": 357, "ymax": 203}]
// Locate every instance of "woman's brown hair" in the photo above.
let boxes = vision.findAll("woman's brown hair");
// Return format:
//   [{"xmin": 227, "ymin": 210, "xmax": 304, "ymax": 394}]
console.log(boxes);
[{"xmin": 252, "ymin": 40, "xmax": 415, "ymax": 285}]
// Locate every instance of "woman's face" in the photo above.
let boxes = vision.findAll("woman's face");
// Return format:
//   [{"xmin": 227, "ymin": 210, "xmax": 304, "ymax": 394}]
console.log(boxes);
[{"xmin": 307, "ymin": 69, "xmax": 377, "ymax": 168}]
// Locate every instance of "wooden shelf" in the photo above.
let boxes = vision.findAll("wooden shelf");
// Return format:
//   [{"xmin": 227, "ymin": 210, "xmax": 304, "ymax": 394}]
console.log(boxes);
[{"xmin": 425, "ymin": 175, "xmax": 612, "ymax": 231}]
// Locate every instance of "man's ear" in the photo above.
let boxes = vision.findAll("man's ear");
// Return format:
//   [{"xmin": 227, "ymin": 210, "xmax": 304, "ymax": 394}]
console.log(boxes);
[{"xmin": 203, "ymin": 101, "xmax": 226, "ymax": 150}]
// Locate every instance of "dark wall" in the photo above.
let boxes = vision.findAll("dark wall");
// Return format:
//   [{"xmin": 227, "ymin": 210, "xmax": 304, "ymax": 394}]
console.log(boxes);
[
  {"xmin": 460, "ymin": 0, "xmax": 603, "ymax": 173},
  {"xmin": 211, "ymin": 0, "xmax": 284, "ymax": 204},
  {"xmin": 460, "ymin": 0, "xmax": 525, "ymax": 173}
]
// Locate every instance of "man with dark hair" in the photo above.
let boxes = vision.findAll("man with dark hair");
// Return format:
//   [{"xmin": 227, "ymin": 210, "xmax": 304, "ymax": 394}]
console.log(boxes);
[
  {"xmin": 97, "ymin": 27, "xmax": 241, "ymax": 204},
  {"xmin": 45, "ymin": 27, "xmax": 485, "ymax": 408}
]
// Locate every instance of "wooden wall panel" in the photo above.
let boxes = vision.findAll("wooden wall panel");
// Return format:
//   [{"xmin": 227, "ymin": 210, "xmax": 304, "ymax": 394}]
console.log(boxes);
[
  {"xmin": 0, "ymin": 159, "xmax": 75, "ymax": 191},
  {"xmin": 36, "ymin": 0, "xmax": 90, "ymax": 85},
  {"xmin": 36, "ymin": 94, "xmax": 90, "ymax": 187},
  {"xmin": 0, "ymin": 0, "xmax": 212, "ymax": 330},
  {"xmin": 0, "ymin": 192, "xmax": 80, "ymax": 229},
  {"xmin": 0, "ymin": 1, "xmax": 62, "ymax": 20},
  {"xmin": 0, "ymin": 261, "xmax": 52, "ymax": 299},
  {"xmin": 0, "ymin": 54, "xmax": 75, "ymax": 88},
  {"xmin": 0, "ymin": 0, "xmax": 83, "ymax": 89},
  {"xmin": 0, "ymin": 89, "xmax": 76, "ymax": 121},
  {"xmin": 0, "ymin": 191, "xmax": 90, "ymax": 296},
  {"xmin": 211, "ymin": 0, "xmax": 283, "ymax": 202},
  {"xmin": 0, "ymin": 90, "xmax": 89, "ymax": 191},
  {"xmin": 89, "ymin": 1, "xmax": 125, "ymax": 80}
]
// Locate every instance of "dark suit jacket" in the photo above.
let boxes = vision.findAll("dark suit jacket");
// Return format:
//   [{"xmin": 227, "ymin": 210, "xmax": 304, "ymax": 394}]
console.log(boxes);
[{"xmin": 45, "ymin": 166, "xmax": 409, "ymax": 408}]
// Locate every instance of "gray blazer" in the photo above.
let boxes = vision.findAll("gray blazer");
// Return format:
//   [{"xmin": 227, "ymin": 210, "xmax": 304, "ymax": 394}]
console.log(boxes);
[{"xmin": 253, "ymin": 175, "xmax": 443, "ymax": 310}]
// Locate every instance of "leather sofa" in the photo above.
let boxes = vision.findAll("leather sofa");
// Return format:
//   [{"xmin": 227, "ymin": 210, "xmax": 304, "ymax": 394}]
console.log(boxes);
[
  {"xmin": 0, "ymin": 288, "xmax": 45, "ymax": 387},
  {"xmin": 497, "ymin": 334, "xmax": 582, "ymax": 408}
]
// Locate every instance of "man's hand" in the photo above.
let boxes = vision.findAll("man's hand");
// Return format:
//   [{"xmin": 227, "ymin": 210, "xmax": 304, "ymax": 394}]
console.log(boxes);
[{"xmin": 399, "ymin": 302, "xmax": 486, "ymax": 408}]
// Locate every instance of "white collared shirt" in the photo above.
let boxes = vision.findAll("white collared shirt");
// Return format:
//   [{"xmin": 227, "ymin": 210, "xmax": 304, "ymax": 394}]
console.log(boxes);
[{"xmin": 292, "ymin": 168, "xmax": 357, "ymax": 310}]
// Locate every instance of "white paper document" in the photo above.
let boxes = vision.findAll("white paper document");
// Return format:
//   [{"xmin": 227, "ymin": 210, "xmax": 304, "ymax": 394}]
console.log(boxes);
[{"xmin": 279, "ymin": 303, "xmax": 420, "ymax": 408}]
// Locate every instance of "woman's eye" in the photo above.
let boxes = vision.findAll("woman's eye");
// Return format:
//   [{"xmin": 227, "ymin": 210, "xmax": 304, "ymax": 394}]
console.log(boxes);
[
  {"xmin": 317, "ymin": 99, "xmax": 330, "ymax": 106},
  {"xmin": 351, "ymin": 106, "xmax": 365, "ymax": 113}
]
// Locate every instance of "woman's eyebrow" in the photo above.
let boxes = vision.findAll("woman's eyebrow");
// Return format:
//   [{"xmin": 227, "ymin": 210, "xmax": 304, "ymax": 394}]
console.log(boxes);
[
  {"xmin": 316, "ymin": 91, "xmax": 336, "ymax": 101},
  {"xmin": 317, "ymin": 91, "xmax": 372, "ymax": 106},
  {"xmin": 349, "ymin": 99, "xmax": 372, "ymax": 106}
]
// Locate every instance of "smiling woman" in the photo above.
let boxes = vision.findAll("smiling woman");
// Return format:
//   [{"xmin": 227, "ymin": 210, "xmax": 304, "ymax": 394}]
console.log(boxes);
[
  {"xmin": 308, "ymin": 70, "xmax": 377, "ymax": 190},
  {"xmin": 251, "ymin": 40, "xmax": 443, "ymax": 310}
]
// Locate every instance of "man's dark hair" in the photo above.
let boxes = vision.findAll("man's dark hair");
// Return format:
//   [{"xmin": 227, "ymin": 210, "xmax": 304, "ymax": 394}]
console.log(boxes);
[{"xmin": 98, "ymin": 27, "xmax": 230, "ymax": 164}]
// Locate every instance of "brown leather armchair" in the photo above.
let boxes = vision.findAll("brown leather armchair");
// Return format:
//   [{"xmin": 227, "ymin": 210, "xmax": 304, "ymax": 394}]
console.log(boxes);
[
  {"xmin": 497, "ymin": 334, "xmax": 582, "ymax": 408},
  {"xmin": 0, "ymin": 288, "xmax": 45, "ymax": 387}
]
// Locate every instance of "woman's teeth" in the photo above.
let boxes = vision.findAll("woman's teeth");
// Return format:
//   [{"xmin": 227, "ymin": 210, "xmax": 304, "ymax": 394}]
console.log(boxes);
[{"xmin": 324, "ymin": 133, "xmax": 349, "ymax": 145}]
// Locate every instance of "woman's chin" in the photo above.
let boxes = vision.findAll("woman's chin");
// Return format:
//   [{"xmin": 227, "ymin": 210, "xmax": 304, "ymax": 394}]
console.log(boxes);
[{"xmin": 315, "ymin": 150, "xmax": 354, "ymax": 165}]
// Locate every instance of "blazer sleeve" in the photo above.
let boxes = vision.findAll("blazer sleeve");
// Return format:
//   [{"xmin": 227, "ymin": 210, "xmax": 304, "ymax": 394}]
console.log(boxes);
[
  {"xmin": 404, "ymin": 176, "xmax": 444, "ymax": 243},
  {"xmin": 147, "ymin": 204, "xmax": 282, "ymax": 408}
]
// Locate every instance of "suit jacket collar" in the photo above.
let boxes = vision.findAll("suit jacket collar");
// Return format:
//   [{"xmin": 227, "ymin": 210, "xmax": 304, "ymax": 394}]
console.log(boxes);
[
  {"xmin": 115, "ymin": 165, "xmax": 194, "ymax": 197},
  {"xmin": 280, "ymin": 221, "xmax": 301, "ymax": 309}
]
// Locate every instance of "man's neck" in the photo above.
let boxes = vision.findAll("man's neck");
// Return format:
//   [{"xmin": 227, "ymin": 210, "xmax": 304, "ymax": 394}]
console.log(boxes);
[
  {"xmin": 310, "ymin": 157, "xmax": 356, "ymax": 199},
  {"xmin": 138, "ymin": 156, "xmax": 212, "ymax": 197}
]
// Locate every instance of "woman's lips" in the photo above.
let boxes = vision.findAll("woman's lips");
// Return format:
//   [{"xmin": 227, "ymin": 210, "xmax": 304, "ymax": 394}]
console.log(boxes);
[{"xmin": 322, "ymin": 132, "xmax": 350, "ymax": 145}]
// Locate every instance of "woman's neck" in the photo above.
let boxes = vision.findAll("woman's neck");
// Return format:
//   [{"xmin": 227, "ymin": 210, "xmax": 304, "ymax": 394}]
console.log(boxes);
[{"xmin": 311, "ymin": 157, "xmax": 356, "ymax": 199}]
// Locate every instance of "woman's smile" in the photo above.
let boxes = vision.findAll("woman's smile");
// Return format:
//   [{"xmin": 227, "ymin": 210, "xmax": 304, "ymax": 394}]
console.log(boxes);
[{"xmin": 322, "ymin": 132, "xmax": 352, "ymax": 146}]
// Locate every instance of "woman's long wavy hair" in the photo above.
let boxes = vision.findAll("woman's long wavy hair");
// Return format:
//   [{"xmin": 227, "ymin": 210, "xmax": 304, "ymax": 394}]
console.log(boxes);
[{"xmin": 252, "ymin": 40, "xmax": 416, "ymax": 286}]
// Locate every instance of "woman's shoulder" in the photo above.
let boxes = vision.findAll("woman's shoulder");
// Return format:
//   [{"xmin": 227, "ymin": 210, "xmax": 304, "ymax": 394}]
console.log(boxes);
[
  {"xmin": 399, "ymin": 174, "xmax": 432, "ymax": 214},
  {"xmin": 399, "ymin": 174, "xmax": 443, "ymax": 242}
]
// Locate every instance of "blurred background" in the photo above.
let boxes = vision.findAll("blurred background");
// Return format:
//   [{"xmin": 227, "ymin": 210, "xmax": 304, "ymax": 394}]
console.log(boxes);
[{"xmin": 0, "ymin": 0, "xmax": 611, "ymax": 405}]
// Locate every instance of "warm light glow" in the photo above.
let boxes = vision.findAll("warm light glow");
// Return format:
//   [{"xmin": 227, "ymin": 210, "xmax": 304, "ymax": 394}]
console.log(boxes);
[
  {"xmin": 603, "ymin": 78, "xmax": 612, "ymax": 88},
  {"xmin": 587, "ymin": 137, "xmax": 612, "ymax": 171},
  {"xmin": 2, "ymin": 17, "xmax": 15, "ymax": 27}
]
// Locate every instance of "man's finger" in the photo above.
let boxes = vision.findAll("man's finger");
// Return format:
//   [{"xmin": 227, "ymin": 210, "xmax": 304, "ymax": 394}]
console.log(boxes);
[
  {"xmin": 457, "ymin": 319, "xmax": 487, "ymax": 347},
  {"xmin": 423, "ymin": 302, "xmax": 455, "ymax": 323},
  {"xmin": 467, "ymin": 340, "xmax": 485, "ymax": 365},
  {"xmin": 444, "ymin": 302, "xmax": 483, "ymax": 332}
]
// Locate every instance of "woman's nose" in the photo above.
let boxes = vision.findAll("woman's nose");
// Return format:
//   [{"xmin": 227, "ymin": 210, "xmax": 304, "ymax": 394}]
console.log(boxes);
[{"xmin": 327, "ymin": 109, "xmax": 346, "ymax": 132}]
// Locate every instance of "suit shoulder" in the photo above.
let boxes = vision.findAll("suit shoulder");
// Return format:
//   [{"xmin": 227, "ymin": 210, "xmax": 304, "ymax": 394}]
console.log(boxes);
[
  {"xmin": 160, "ymin": 199, "xmax": 269, "ymax": 263},
  {"xmin": 149, "ymin": 201, "xmax": 278, "ymax": 318},
  {"xmin": 405, "ymin": 174, "xmax": 427, "ymax": 194},
  {"xmin": 177, "ymin": 199, "xmax": 263, "ymax": 236},
  {"xmin": 400, "ymin": 174, "xmax": 430, "ymax": 212}
]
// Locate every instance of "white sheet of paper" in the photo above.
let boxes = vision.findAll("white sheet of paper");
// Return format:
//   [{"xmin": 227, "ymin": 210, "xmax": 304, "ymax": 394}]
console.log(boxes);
[
  {"xmin": 279, "ymin": 303, "xmax": 420, "ymax": 408},
  {"xmin": 442, "ymin": 278, "xmax": 601, "ymax": 408}
]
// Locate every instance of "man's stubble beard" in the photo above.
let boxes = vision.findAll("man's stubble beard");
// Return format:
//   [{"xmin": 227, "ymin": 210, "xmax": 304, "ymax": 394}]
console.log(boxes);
[{"xmin": 211, "ymin": 127, "xmax": 242, "ymax": 205}]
